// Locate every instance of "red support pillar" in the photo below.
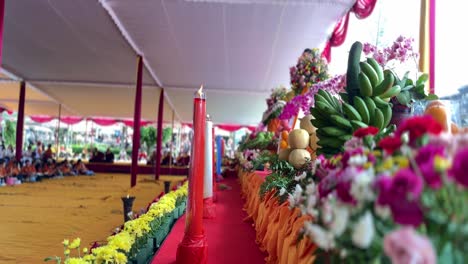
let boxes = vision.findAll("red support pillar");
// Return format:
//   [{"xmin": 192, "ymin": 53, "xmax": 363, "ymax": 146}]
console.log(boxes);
[
  {"xmin": 15, "ymin": 81, "xmax": 26, "ymax": 161},
  {"xmin": 212, "ymin": 126, "xmax": 217, "ymax": 202},
  {"xmin": 154, "ymin": 88, "xmax": 164, "ymax": 180},
  {"xmin": 131, "ymin": 56, "xmax": 143, "ymax": 187}
]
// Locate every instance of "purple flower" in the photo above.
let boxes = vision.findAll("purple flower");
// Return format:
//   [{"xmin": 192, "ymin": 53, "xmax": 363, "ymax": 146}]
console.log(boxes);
[
  {"xmin": 376, "ymin": 175, "xmax": 392, "ymax": 205},
  {"xmin": 318, "ymin": 169, "xmax": 339, "ymax": 198},
  {"xmin": 392, "ymin": 168, "xmax": 424, "ymax": 199},
  {"xmin": 449, "ymin": 147, "xmax": 468, "ymax": 187}
]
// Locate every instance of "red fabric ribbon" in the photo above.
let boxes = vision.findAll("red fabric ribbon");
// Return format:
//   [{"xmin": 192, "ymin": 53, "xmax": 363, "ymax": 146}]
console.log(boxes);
[{"xmin": 322, "ymin": 0, "xmax": 378, "ymax": 62}]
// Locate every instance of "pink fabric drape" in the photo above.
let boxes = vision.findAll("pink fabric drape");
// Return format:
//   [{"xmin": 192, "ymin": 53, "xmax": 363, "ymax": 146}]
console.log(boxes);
[
  {"xmin": 30, "ymin": 115, "xmax": 54, "ymax": 123},
  {"xmin": 60, "ymin": 116, "xmax": 83, "ymax": 125},
  {"xmin": 122, "ymin": 119, "xmax": 152, "ymax": 127},
  {"xmin": 90, "ymin": 117, "xmax": 118, "ymax": 126},
  {"xmin": 322, "ymin": 0, "xmax": 378, "ymax": 62}
]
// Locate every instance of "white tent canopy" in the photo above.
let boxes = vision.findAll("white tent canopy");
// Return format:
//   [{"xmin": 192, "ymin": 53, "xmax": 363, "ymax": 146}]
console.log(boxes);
[{"xmin": 1, "ymin": 0, "xmax": 355, "ymax": 125}]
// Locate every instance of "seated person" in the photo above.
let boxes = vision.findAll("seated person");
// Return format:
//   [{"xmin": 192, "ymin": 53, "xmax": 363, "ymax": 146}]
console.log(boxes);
[
  {"xmin": 175, "ymin": 152, "xmax": 190, "ymax": 166},
  {"xmin": 146, "ymin": 150, "xmax": 156, "ymax": 165},
  {"xmin": 58, "ymin": 159, "xmax": 75, "ymax": 176},
  {"xmin": 20, "ymin": 160, "xmax": 37, "ymax": 180},
  {"xmin": 105, "ymin": 148, "xmax": 115, "ymax": 163},
  {"xmin": 161, "ymin": 151, "xmax": 172, "ymax": 166},
  {"xmin": 74, "ymin": 159, "xmax": 94, "ymax": 175},
  {"xmin": 42, "ymin": 159, "xmax": 60, "ymax": 178},
  {"xmin": 6, "ymin": 159, "xmax": 20, "ymax": 178},
  {"xmin": 42, "ymin": 144, "xmax": 54, "ymax": 163},
  {"xmin": 22, "ymin": 145, "xmax": 34, "ymax": 163},
  {"xmin": 4, "ymin": 145, "xmax": 15, "ymax": 161},
  {"xmin": 89, "ymin": 148, "xmax": 105, "ymax": 163}
]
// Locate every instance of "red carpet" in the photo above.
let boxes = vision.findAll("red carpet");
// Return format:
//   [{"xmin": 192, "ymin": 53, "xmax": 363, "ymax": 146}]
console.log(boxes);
[{"xmin": 151, "ymin": 177, "xmax": 266, "ymax": 264}]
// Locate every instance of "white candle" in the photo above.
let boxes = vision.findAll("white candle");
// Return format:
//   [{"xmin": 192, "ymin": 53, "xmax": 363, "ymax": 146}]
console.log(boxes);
[{"xmin": 204, "ymin": 115, "xmax": 213, "ymax": 198}]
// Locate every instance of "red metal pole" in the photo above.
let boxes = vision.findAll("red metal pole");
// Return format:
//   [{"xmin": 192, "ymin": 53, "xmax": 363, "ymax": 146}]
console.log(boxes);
[
  {"xmin": 176, "ymin": 86, "xmax": 207, "ymax": 264},
  {"xmin": 15, "ymin": 81, "xmax": 26, "ymax": 161},
  {"xmin": 154, "ymin": 88, "xmax": 164, "ymax": 180},
  {"xmin": 130, "ymin": 56, "xmax": 143, "ymax": 187}
]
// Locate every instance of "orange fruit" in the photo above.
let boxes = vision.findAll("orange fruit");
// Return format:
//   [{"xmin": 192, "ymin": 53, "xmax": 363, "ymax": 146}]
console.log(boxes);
[
  {"xmin": 280, "ymin": 139, "xmax": 288, "ymax": 149},
  {"xmin": 426, "ymin": 100, "xmax": 445, "ymax": 109},
  {"xmin": 281, "ymin": 131, "xmax": 289, "ymax": 141},
  {"xmin": 425, "ymin": 103, "xmax": 449, "ymax": 132}
]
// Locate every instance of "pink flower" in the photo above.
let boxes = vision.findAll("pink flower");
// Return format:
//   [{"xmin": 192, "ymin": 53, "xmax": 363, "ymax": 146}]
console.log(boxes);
[
  {"xmin": 415, "ymin": 145, "xmax": 445, "ymax": 189},
  {"xmin": 353, "ymin": 126, "xmax": 379, "ymax": 138},
  {"xmin": 384, "ymin": 227, "xmax": 436, "ymax": 264},
  {"xmin": 378, "ymin": 136, "xmax": 402, "ymax": 154},
  {"xmin": 377, "ymin": 169, "xmax": 424, "ymax": 226},
  {"xmin": 448, "ymin": 147, "xmax": 468, "ymax": 187}
]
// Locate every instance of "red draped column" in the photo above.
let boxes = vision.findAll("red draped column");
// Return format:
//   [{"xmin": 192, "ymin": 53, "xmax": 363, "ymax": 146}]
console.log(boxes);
[
  {"xmin": 212, "ymin": 126, "xmax": 217, "ymax": 202},
  {"xmin": 154, "ymin": 88, "xmax": 164, "ymax": 180},
  {"xmin": 15, "ymin": 81, "xmax": 26, "ymax": 161},
  {"xmin": 429, "ymin": 0, "xmax": 435, "ymax": 93},
  {"xmin": 0, "ymin": 0, "xmax": 5, "ymax": 65},
  {"xmin": 131, "ymin": 56, "xmax": 143, "ymax": 187}
]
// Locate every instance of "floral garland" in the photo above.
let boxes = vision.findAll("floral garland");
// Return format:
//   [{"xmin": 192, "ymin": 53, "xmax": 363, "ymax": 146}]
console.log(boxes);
[
  {"xmin": 260, "ymin": 115, "xmax": 468, "ymax": 262},
  {"xmin": 261, "ymin": 86, "xmax": 289, "ymax": 126},
  {"xmin": 279, "ymin": 74, "xmax": 346, "ymax": 120},
  {"xmin": 46, "ymin": 182, "xmax": 188, "ymax": 264}
]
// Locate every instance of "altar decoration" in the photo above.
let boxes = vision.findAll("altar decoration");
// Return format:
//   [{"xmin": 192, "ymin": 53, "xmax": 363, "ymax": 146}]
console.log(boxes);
[
  {"xmin": 45, "ymin": 183, "xmax": 188, "ymax": 264},
  {"xmin": 261, "ymin": 86, "xmax": 289, "ymax": 132},
  {"xmin": 238, "ymin": 131, "xmax": 277, "ymax": 152}
]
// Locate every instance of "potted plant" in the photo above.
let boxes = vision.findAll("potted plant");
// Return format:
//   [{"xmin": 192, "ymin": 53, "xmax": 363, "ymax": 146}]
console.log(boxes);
[{"xmin": 389, "ymin": 71, "xmax": 438, "ymax": 126}]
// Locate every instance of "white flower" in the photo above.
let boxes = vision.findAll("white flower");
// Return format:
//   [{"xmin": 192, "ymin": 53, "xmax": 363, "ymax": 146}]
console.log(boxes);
[
  {"xmin": 350, "ymin": 169, "xmax": 375, "ymax": 202},
  {"xmin": 287, "ymin": 194, "xmax": 296, "ymax": 208},
  {"xmin": 329, "ymin": 205, "xmax": 349, "ymax": 236},
  {"xmin": 288, "ymin": 184, "xmax": 303, "ymax": 209},
  {"xmin": 295, "ymin": 171, "xmax": 307, "ymax": 181},
  {"xmin": 374, "ymin": 204, "xmax": 391, "ymax": 219},
  {"xmin": 304, "ymin": 221, "xmax": 334, "ymax": 250},
  {"xmin": 305, "ymin": 194, "xmax": 318, "ymax": 217},
  {"xmin": 305, "ymin": 182, "xmax": 317, "ymax": 196},
  {"xmin": 279, "ymin": 187, "xmax": 286, "ymax": 196},
  {"xmin": 321, "ymin": 201, "xmax": 333, "ymax": 224},
  {"xmin": 348, "ymin": 154, "xmax": 368, "ymax": 167},
  {"xmin": 351, "ymin": 211, "xmax": 375, "ymax": 249}
]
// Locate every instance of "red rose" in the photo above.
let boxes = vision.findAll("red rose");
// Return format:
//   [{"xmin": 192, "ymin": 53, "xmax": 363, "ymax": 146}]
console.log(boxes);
[
  {"xmin": 378, "ymin": 136, "xmax": 402, "ymax": 154},
  {"xmin": 396, "ymin": 116, "xmax": 442, "ymax": 143},
  {"xmin": 353, "ymin": 126, "xmax": 379, "ymax": 138}
]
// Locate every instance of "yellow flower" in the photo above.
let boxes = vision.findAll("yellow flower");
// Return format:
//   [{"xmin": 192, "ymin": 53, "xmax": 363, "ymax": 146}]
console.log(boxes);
[
  {"xmin": 377, "ymin": 157, "xmax": 394, "ymax": 172},
  {"xmin": 434, "ymin": 155, "xmax": 451, "ymax": 172},
  {"xmin": 114, "ymin": 252, "xmax": 127, "ymax": 264},
  {"xmin": 363, "ymin": 162, "xmax": 373, "ymax": 170},
  {"xmin": 107, "ymin": 231, "xmax": 134, "ymax": 252},
  {"xmin": 62, "ymin": 239, "xmax": 70, "ymax": 247},
  {"xmin": 64, "ymin": 249, "xmax": 70, "ymax": 255},
  {"xmin": 69, "ymin": 238, "xmax": 81, "ymax": 249},
  {"xmin": 83, "ymin": 254, "xmax": 95, "ymax": 262},
  {"xmin": 393, "ymin": 156, "xmax": 409, "ymax": 168},
  {"xmin": 82, "ymin": 247, "xmax": 88, "ymax": 254},
  {"xmin": 64, "ymin": 257, "xmax": 90, "ymax": 264}
]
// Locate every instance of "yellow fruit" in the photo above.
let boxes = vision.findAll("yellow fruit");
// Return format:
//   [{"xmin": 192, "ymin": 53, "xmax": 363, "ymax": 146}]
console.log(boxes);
[
  {"xmin": 278, "ymin": 148, "xmax": 292, "ymax": 161},
  {"xmin": 288, "ymin": 149, "xmax": 311, "ymax": 169},
  {"xmin": 280, "ymin": 139, "xmax": 289, "ymax": 149},
  {"xmin": 288, "ymin": 129, "xmax": 310, "ymax": 149},
  {"xmin": 281, "ymin": 131, "xmax": 289, "ymax": 141},
  {"xmin": 424, "ymin": 101, "xmax": 449, "ymax": 132}
]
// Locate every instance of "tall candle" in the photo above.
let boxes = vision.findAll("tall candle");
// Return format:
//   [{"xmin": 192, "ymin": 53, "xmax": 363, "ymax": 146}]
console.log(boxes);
[
  {"xmin": 177, "ymin": 86, "xmax": 208, "ymax": 264},
  {"xmin": 186, "ymin": 85, "xmax": 206, "ymax": 236},
  {"xmin": 203, "ymin": 115, "xmax": 213, "ymax": 198}
]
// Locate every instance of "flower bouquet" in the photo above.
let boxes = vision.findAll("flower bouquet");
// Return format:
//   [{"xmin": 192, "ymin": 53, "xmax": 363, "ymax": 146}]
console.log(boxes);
[{"xmin": 291, "ymin": 116, "xmax": 468, "ymax": 263}]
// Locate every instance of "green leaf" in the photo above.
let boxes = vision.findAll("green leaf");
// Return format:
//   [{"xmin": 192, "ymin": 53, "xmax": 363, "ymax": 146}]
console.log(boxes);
[
  {"xmin": 43, "ymin": 256, "xmax": 60, "ymax": 262},
  {"xmin": 417, "ymin": 73, "xmax": 429, "ymax": 85},
  {"xmin": 396, "ymin": 91, "xmax": 411, "ymax": 106},
  {"xmin": 425, "ymin": 94, "xmax": 439, "ymax": 100},
  {"xmin": 401, "ymin": 85, "xmax": 414, "ymax": 91},
  {"xmin": 399, "ymin": 71, "xmax": 410, "ymax": 87},
  {"xmin": 438, "ymin": 243, "xmax": 454, "ymax": 264}
]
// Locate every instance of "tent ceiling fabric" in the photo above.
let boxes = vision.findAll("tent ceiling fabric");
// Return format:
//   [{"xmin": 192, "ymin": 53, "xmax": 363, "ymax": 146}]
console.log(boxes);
[
  {"xmin": 3, "ymin": 0, "xmax": 154, "ymax": 85},
  {"xmin": 1, "ymin": 0, "xmax": 355, "ymax": 126},
  {"xmin": 101, "ymin": 0, "xmax": 354, "ymax": 124}
]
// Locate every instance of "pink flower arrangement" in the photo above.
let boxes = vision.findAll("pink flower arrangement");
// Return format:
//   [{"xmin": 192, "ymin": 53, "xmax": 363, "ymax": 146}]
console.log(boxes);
[
  {"xmin": 384, "ymin": 227, "xmax": 436, "ymax": 264},
  {"xmin": 363, "ymin": 36, "xmax": 419, "ymax": 67}
]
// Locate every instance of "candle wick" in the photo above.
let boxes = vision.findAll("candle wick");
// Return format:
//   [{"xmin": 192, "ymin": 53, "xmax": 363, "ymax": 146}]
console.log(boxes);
[{"xmin": 197, "ymin": 85, "xmax": 204, "ymax": 96}]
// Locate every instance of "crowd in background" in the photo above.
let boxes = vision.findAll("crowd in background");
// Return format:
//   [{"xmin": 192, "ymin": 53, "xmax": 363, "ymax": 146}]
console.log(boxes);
[{"xmin": 0, "ymin": 141, "xmax": 94, "ymax": 186}]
